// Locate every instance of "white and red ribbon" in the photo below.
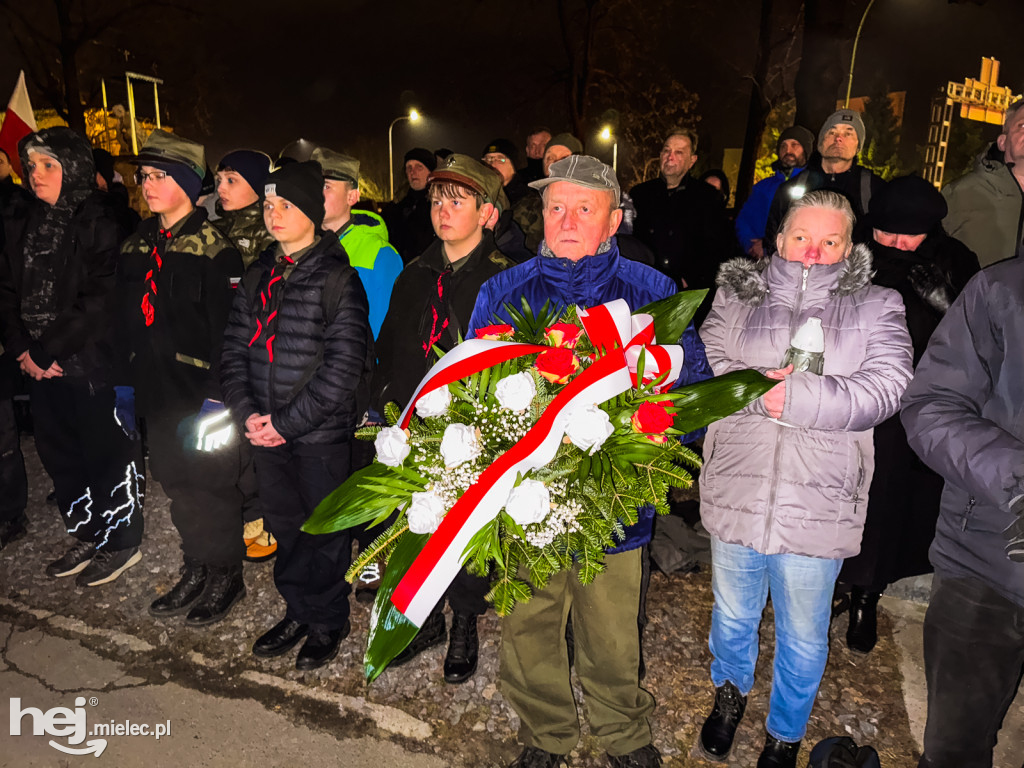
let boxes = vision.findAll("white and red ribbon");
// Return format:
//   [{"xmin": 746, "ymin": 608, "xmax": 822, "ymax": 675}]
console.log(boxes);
[{"xmin": 390, "ymin": 300, "xmax": 684, "ymax": 626}]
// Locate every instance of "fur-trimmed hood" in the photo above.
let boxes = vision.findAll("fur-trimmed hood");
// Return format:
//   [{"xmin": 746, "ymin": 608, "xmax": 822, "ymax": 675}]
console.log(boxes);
[{"xmin": 716, "ymin": 242, "xmax": 874, "ymax": 307}]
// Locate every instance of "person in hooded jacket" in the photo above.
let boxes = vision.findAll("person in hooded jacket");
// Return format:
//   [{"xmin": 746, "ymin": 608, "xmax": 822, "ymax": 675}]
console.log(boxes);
[
  {"xmin": 220, "ymin": 161, "xmax": 372, "ymax": 671},
  {"xmin": 838, "ymin": 176, "xmax": 980, "ymax": 654},
  {"xmin": 696, "ymin": 190, "xmax": 913, "ymax": 768},
  {"xmin": 0, "ymin": 127, "xmax": 144, "ymax": 585}
]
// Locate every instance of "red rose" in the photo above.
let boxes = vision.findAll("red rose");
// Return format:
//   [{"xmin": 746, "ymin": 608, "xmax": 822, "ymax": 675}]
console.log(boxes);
[
  {"xmin": 631, "ymin": 401, "xmax": 674, "ymax": 443},
  {"xmin": 534, "ymin": 347, "xmax": 581, "ymax": 384},
  {"xmin": 544, "ymin": 322, "xmax": 583, "ymax": 349},
  {"xmin": 475, "ymin": 324, "xmax": 515, "ymax": 341}
]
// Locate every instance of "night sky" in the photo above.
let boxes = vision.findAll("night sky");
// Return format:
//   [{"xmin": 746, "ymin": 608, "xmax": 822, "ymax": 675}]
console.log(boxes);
[{"xmin": 2, "ymin": 0, "xmax": 1023, "ymax": 190}]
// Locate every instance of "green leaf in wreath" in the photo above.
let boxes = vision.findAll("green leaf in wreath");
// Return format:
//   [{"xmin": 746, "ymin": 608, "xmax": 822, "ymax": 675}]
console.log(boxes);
[
  {"xmin": 636, "ymin": 289, "xmax": 709, "ymax": 344},
  {"xmin": 303, "ymin": 463, "xmax": 425, "ymax": 535},
  {"xmin": 364, "ymin": 531, "xmax": 429, "ymax": 682},
  {"xmin": 666, "ymin": 369, "xmax": 776, "ymax": 434}
]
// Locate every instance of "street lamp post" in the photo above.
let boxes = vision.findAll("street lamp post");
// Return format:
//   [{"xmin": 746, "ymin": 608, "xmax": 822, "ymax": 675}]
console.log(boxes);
[
  {"xmin": 388, "ymin": 108, "xmax": 421, "ymax": 201},
  {"xmin": 844, "ymin": 0, "xmax": 877, "ymax": 108},
  {"xmin": 599, "ymin": 126, "xmax": 618, "ymax": 173}
]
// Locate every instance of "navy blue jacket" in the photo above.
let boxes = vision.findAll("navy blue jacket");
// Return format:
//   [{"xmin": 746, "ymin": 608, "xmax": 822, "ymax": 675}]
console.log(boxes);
[
  {"xmin": 734, "ymin": 162, "xmax": 805, "ymax": 254},
  {"xmin": 467, "ymin": 239, "xmax": 713, "ymax": 553},
  {"xmin": 902, "ymin": 258, "xmax": 1024, "ymax": 606}
]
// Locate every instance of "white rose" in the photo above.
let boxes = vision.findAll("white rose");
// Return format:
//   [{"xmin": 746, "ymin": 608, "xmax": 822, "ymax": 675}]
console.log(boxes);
[
  {"xmin": 439, "ymin": 423, "xmax": 482, "ymax": 468},
  {"xmin": 505, "ymin": 479, "xmax": 550, "ymax": 526},
  {"xmin": 415, "ymin": 386, "xmax": 451, "ymax": 419},
  {"xmin": 407, "ymin": 491, "xmax": 446, "ymax": 534},
  {"xmin": 564, "ymin": 403, "xmax": 614, "ymax": 455},
  {"xmin": 374, "ymin": 425, "xmax": 410, "ymax": 467},
  {"xmin": 495, "ymin": 371, "xmax": 537, "ymax": 412}
]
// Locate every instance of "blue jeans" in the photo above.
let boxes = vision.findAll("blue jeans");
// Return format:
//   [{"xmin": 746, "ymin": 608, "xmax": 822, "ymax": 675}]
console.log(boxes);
[{"xmin": 708, "ymin": 537, "xmax": 842, "ymax": 743}]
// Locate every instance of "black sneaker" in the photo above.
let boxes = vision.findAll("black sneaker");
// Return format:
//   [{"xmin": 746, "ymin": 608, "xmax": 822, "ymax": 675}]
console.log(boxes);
[
  {"xmin": 390, "ymin": 610, "xmax": 446, "ymax": 667},
  {"xmin": 0, "ymin": 514, "xmax": 28, "ymax": 550},
  {"xmin": 75, "ymin": 546, "xmax": 142, "ymax": 587},
  {"xmin": 46, "ymin": 541, "xmax": 97, "ymax": 578}
]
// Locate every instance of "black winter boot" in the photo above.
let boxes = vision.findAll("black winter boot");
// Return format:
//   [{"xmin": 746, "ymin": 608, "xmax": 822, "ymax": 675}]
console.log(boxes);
[
  {"xmin": 698, "ymin": 681, "xmax": 747, "ymax": 761},
  {"xmin": 443, "ymin": 612, "xmax": 479, "ymax": 683},
  {"xmin": 185, "ymin": 564, "xmax": 245, "ymax": 626},
  {"xmin": 149, "ymin": 558, "xmax": 207, "ymax": 617},
  {"xmin": 756, "ymin": 733, "xmax": 800, "ymax": 768},
  {"xmin": 846, "ymin": 586, "xmax": 880, "ymax": 654},
  {"xmin": 390, "ymin": 610, "xmax": 446, "ymax": 667}
]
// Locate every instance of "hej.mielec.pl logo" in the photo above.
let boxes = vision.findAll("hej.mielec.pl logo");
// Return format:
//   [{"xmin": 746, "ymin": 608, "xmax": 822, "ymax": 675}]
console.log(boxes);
[{"xmin": 10, "ymin": 696, "xmax": 171, "ymax": 757}]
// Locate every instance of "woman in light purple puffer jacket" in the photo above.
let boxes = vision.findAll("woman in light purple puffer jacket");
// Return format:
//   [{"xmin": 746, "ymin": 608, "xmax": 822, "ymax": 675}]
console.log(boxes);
[{"xmin": 694, "ymin": 190, "xmax": 913, "ymax": 768}]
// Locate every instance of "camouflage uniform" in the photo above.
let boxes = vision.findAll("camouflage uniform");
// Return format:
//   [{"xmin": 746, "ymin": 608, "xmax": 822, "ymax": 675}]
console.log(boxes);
[
  {"xmin": 513, "ymin": 191, "xmax": 544, "ymax": 255},
  {"xmin": 213, "ymin": 200, "xmax": 274, "ymax": 268},
  {"xmin": 119, "ymin": 207, "xmax": 245, "ymax": 568}
]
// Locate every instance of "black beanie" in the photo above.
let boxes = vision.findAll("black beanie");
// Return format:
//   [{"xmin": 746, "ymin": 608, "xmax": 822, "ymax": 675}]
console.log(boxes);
[
  {"xmin": 93, "ymin": 148, "xmax": 115, "ymax": 186},
  {"xmin": 869, "ymin": 175, "xmax": 948, "ymax": 236},
  {"xmin": 481, "ymin": 138, "xmax": 518, "ymax": 166},
  {"xmin": 262, "ymin": 161, "xmax": 325, "ymax": 226},
  {"xmin": 777, "ymin": 126, "xmax": 814, "ymax": 163},
  {"xmin": 218, "ymin": 149, "xmax": 272, "ymax": 196},
  {"xmin": 404, "ymin": 147, "xmax": 436, "ymax": 171},
  {"xmin": 146, "ymin": 160, "xmax": 203, "ymax": 203}
]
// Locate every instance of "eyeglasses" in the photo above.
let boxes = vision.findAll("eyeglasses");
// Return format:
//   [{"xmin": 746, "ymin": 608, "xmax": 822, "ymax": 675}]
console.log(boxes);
[{"xmin": 135, "ymin": 170, "xmax": 169, "ymax": 184}]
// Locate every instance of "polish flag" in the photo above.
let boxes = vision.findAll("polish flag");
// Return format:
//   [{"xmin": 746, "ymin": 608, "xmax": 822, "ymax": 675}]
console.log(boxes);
[{"xmin": 0, "ymin": 71, "xmax": 37, "ymax": 178}]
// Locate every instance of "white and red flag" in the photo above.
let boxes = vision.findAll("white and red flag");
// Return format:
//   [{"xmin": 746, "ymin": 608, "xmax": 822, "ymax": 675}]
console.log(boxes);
[{"xmin": 0, "ymin": 71, "xmax": 37, "ymax": 178}]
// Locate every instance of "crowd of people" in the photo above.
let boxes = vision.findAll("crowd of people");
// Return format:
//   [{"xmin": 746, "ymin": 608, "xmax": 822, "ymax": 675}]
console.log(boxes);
[{"xmin": 0, "ymin": 103, "xmax": 1022, "ymax": 768}]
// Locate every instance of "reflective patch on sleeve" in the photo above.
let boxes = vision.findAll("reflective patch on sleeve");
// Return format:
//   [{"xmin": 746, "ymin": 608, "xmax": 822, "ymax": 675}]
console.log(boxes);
[{"xmin": 174, "ymin": 353, "xmax": 211, "ymax": 370}]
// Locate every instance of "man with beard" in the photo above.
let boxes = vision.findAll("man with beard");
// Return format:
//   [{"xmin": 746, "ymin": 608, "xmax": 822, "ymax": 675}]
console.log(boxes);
[
  {"xmin": 735, "ymin": 126, "xmax": 813, "ymax": 259},
  {"xmin": 765, "ymin": 110, "xmax": 885, "ymax": 252}
]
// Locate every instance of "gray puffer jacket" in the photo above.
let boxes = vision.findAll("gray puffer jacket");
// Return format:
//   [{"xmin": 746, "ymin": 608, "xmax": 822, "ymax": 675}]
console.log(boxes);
[{"xmin": 698, "ymin": 245, "xmax": 913, "ymax": 558}]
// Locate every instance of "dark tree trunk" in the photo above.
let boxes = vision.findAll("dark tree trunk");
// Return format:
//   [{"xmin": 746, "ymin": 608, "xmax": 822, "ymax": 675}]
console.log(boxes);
[
  {"xmin": 55, "ymin": 0, "xmax": 86, "ymax": 134},
  {"xmin": 794, "ymin": 0, "xmax": 848, "ymax": 137},
  {"xmin": 735, "ymin": 0, "xmax": 776, "ymax": 208}
]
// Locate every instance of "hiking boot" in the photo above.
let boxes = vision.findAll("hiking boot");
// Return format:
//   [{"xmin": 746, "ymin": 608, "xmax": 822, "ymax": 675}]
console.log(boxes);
[
  {"xmin": 443, "ymin": 612, "xmax": 479, "ymax": 684},
  {"xmin": 846, "ymin": 586, "xmax": 880, "ymax": 654},
  {"xmin": 390, "ymin": 610, "xmax": 446, "ymax": 667},
  {"xmin": 149, "ymin": 559, "xmax": 207, "ymax": 617},
  {"xmin": 698, "ymin": 681, "xmax": 747, "ymax": 761},
  {"xmin": 508, "ymin": 746, "xmax": 566, "ymax": 768},
  {"xmin": 46, "ymin": 540, "xmax": 96, "ymax": 578},
  {"xmin": 253, "ymin": 617, "xmax": 309, "ymax": 658},
  {"xmin": 608, "ymin": 743, "xmax": 662, "ymax": 767},
  {"xmin": 0, "ymin": 514, "xmax": 28, "ymax": 550},
  {"xmin": 296, "ymin": 622, "xmax": 350, "ymax": 670},
  {"xmin": 185, "ymin": 564, "xmax": 245, "ymax": 626},
  {"xmin": 354, "ymin": 561, "xmax": 383, "ymax": 604},
  {"xmin": 75, "ymin": 546, "xmax": 141, "ymax": 587},
  {"xmin": 756, "ymin": 734, "xmax": 800, "ymax": 768}
]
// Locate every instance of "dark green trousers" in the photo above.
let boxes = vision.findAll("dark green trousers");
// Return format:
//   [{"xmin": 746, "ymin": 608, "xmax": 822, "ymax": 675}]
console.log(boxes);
[{"xmin": 499, "ymin": 547, "xmax": 655, "ymax": 756}]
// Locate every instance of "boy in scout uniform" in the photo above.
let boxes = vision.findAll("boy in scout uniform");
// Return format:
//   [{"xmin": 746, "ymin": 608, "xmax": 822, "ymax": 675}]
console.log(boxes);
[
  {"xmin": 119, "ymin": 129, "xmax": 246, "ymax": 626},
  {"xmin": 374, "ymin": 154, "xmax": 514, "ymax": 683}
]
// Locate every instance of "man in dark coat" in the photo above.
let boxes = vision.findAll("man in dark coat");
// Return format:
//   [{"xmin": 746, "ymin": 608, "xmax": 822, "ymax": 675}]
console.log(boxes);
[
  {"xmin": 764, "ymin": 109, "xmax": 885, "ymax": 253},
  {"xmin": 374, "ymin": 154, "xmax": 515, "ymax": 684},
  {"xmin": 221, "ymin": 161, "xmax": 372, "ymax": 670},
  {"xmin": 629, "ymin": 128, "xmax": 741, "ymax": 325},
  {"xmin": 0, "ymin": 128, "xmax": 142, "ymax": 583},
  {"xmin": 383, "ymin": 147, "xmax": 436, "ymax": 264},
  {"xmin": 119, "ymin": 129, "xmax": 245, "ymax": 625},
  {"xmin": 839, "ymin": 176, "xmax": 980, "ymax": 654},
  {"xmin": 902, "ymin": 254, "xmax": 1024, "ymax": 768}
]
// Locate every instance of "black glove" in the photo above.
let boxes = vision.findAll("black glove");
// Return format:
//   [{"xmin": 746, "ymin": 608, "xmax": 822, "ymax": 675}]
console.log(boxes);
[{"xmin": 908, "ymin": 263, "xmax": 956, "ymax": 315}]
